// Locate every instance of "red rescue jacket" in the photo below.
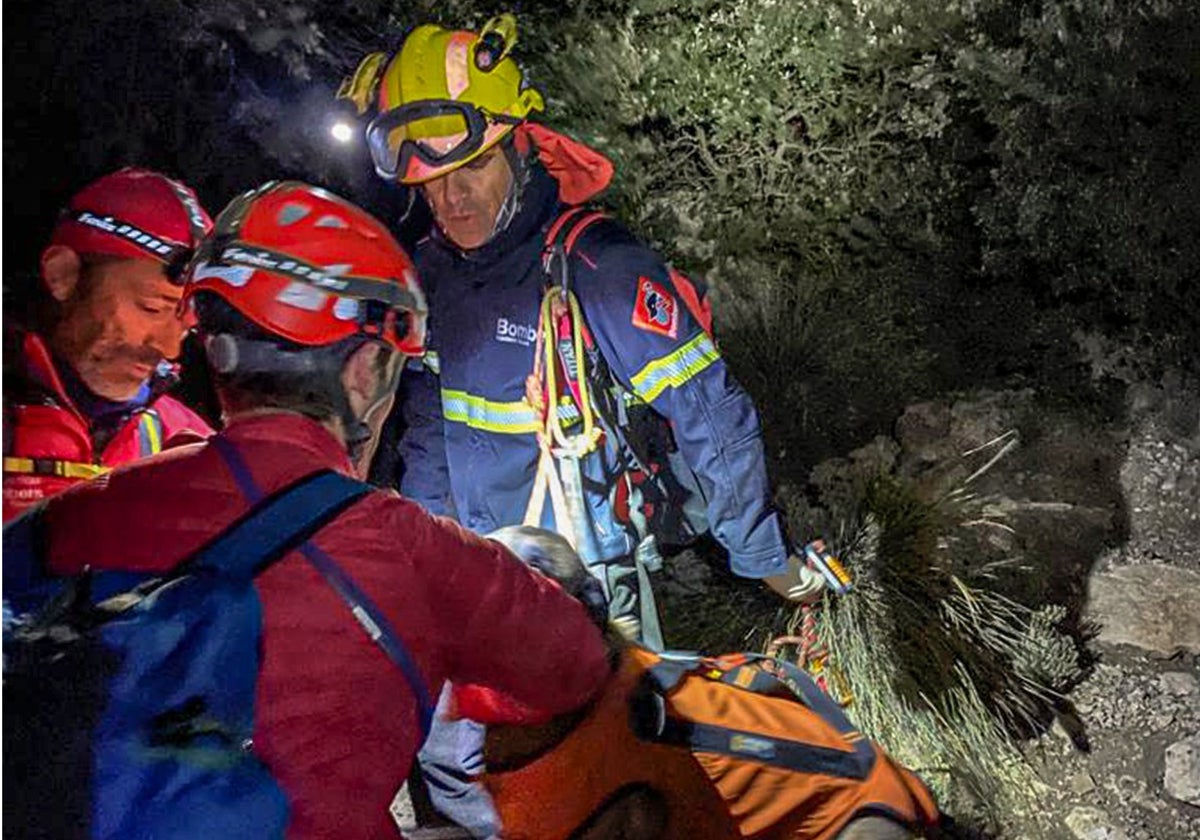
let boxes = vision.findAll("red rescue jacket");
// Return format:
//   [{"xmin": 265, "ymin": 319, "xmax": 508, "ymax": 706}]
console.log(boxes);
[
  {"xmin": 3, "ymin": 331, "xmax": 212, "ymax": 521},
  {"xmin": 36, "ymin": 413, "xmax": 611, "ymax": 839}
]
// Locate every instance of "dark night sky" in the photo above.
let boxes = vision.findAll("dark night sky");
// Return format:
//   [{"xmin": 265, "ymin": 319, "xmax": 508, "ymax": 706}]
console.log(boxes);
[
  {"xmin": 2, "ymin": 0, "xmax": 429, "ymax": 420},
  {"xmin": 2, "ymin": 0, "xmax": 422, "ymax": 291}
]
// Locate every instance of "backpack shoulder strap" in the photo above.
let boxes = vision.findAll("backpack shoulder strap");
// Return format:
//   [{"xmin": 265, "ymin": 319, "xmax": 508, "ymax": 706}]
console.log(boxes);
[
  {"xmin": 208, "ymin": 435, "xmax": 435, "ymax": 738},
  {"xmin": 542, "ymin": 205, "xmax": 612, "ymax": 293},
  {"xmin": 187, "ymin": 469, "xmax": 371, "ymax": 579},
  {"xmin": 542, "ymin": 208, "xmax": 713, "ymax": 337}
]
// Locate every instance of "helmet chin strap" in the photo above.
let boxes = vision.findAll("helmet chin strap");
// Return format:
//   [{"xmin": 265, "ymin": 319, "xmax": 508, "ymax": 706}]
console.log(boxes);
[
  {"xmin": 488, "ymin": 138, "xmax": 532, "ymax": 242},
  {"xmin": 340, "ymin": 346, "xmax": 405, "ymax": 464}
]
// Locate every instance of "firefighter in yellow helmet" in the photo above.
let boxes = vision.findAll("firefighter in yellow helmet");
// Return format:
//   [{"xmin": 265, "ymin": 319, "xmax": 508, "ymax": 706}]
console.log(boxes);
[
  {"xmin": 356, "ymin": 16, "xmax": 614, "ymax": 249},
  {"xmin": 347, "ymin": 17, "xmax": 839, "ymax": 836}
]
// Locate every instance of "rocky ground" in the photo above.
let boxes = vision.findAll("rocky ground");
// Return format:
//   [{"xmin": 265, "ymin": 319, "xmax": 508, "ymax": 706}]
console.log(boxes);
[
  {"xmin": 864, "ymin": 339, "xmax": 1200, "ymax": 839},
  {"xmin": 1018, "ymin": 349, "xmax": 1200, "ymax": 840}
]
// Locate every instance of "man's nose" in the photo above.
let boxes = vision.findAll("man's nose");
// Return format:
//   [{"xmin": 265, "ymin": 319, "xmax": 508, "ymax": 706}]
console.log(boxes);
[{"xmin": 440, "ymin": 170, "xmax": 472, "ymax": 206}]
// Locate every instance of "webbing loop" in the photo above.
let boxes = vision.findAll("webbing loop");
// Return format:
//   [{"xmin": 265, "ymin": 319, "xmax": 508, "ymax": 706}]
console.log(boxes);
[{"xmin": 3, "ymin": 456, "xmax": 111, "ymax": 481}]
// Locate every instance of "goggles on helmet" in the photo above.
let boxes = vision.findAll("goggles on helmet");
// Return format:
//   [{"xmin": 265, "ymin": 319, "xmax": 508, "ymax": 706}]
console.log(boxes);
[{"xmin": 365, "ymin": 99, "xmax": 520, "ymax": 182}]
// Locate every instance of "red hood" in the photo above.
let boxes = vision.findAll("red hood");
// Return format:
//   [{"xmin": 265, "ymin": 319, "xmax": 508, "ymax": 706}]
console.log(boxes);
[{"xmin": 517, "ymin": 123, "xmax": 614, "ymax": 204}]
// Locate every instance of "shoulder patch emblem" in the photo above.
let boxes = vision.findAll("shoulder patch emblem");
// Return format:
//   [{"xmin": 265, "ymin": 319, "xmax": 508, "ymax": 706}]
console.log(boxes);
[{"xmin": 631, "ymin": 276, "xmax": 679, "ymax": 339}]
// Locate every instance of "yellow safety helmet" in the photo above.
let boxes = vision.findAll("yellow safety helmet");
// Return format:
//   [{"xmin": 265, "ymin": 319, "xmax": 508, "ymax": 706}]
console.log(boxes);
[{"xmin": 364, "ymin": 15, "xmax": 545, "ymax": 184}]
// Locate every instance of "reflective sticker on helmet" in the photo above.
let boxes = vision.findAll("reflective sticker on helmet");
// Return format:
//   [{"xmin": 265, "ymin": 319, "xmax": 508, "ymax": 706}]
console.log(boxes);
[
  {"xmin": 219, "ymin": 246, "xmax": 350, "ymax": 292},
  {"xmin": 163, "ymin": 178, "xmax": 210, "ymax": 244},
  {"xmin": 314, "ymin": 214, "xmax": 349, "ymax": 229},
  {"xmin": 333, "ymin": 297, "xmax": 360, "ymax": 321},
  {"xmin": 191, "ymin": 262, "xmax": 254, "ymax": 287},
  {"xmin": 73, "ymin": 211, "xmax": 177, "ymax": 258},
  {"xmin": 631, "ymin": 276, "xmax": 679, "ymax": 339},
  {"xmin": 445, "ymin": 32, "xmax": 474, "ymax": 100},
  {"xmin": 276, "ymin": 281, "xmax": 329, "ymax": 312}
]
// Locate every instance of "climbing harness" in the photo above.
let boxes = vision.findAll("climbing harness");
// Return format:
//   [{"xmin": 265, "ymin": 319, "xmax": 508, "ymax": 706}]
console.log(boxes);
[
  {"xmin": 522, "ymin": 209, "xmax": 610, "ymax": 560},
  {"xmin": 520, "ymin": 206, "xmax": 722, "ymax": 649}
]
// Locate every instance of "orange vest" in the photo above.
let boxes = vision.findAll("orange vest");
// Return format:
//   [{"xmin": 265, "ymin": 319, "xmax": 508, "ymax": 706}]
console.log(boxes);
[{"xmin": 483, "ymin": 647, "xmax": 939, "ymax": 839}]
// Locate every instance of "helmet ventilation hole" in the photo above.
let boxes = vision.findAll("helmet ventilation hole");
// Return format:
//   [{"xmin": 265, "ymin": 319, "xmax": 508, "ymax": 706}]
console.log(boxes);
[
  {"xmin": 277, "ymin": 203, "xmax": 312, "ymax": 226},
  {"xmin": 314, "ymin": 214, "xmax": 350, "ymax": 229}
]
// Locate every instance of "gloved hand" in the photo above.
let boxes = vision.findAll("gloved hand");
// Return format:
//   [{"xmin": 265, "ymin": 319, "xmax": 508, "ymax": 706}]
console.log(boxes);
[{"xmin": 762, "ymin": 539, "xmax": 832, "ymax": 603}]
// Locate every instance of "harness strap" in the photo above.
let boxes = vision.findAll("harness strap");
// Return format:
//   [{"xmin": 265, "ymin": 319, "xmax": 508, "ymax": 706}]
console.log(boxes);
[
  {"xmin": 524, "ymin": 436, "xmax": 574, "ymax": 539},
  {"xmin": 647, "ymin": 652, "xmax": 860, "ymax": 735},
  {"xmin": 541, "ymin": 205, "xmax": 592, "ymax": 253},
  {"xmin": 3, "ymin": 456, "xmax": 111, "ymax": 481},
  {"xmin": 635, "ymin": 650, "xmax": 877, "ymax": 779},
  {"xmin": 137, "ymin": 410, "xmax": 164, "ymax": 458},
  {"xmin": 650, "ymin": 715, "xmax": 875, "ymax": 780}
]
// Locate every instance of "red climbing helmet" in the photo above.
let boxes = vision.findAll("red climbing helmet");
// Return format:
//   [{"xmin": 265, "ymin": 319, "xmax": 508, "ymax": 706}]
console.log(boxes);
[
  {"xmin": 182, "ymin": 181, "xmax": 427, "ymax": 356},
  {"xmin": 49, "ymin": 167, "xmax": 212, "ymax": 280}
]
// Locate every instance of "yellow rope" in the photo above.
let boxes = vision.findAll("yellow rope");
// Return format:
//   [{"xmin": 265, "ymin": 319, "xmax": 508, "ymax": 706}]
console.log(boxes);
[
  {"xmin": 523, "ymin": 286, "xmax": 604, "ymax": 545},
  {"xmin": 539, "ymin": 287, "xmax": 602, "ymax": 457}
]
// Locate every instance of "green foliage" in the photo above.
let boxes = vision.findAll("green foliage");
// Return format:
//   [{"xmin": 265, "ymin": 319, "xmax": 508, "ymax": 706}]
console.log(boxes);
[
  {"xmin": 822, "ymin": 578, "xmax": 1050, "ymax": 830},
  {"xmin": 495, "ymin": 0, "xmax": 1199, "ymax": 465},
  {"xmin": 850, "ymin": 472, "xmax": 1082, "ymax": 727},
  {"xmin": 663, "ymin": 434, "xmax": 1084, "ymax": 830}
]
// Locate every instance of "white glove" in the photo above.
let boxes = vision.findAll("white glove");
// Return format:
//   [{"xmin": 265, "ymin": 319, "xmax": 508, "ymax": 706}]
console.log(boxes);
[{"xmin": 763, "ymin": 553, "xmax": 827, "ymax": 603}]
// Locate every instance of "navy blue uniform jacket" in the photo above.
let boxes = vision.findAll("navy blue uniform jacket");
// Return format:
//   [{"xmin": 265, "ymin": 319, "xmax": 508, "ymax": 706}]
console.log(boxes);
[{"xmin": 398, "ymin": 165, "xmax": 789, "ymax": 578}]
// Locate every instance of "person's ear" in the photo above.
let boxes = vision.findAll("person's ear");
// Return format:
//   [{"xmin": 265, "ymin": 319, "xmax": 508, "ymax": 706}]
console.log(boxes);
[
  {"xmin": 40, "ymin": 245, "xmax": 84, "ymax": 303},
  {"xmin": 340, "ymin": 341, "xmax": 386, "ymax": 416},
  {"xmin": 340, "ymin": 341, "xmax": 401, "ymax": 479},
  {"xmin": 341, "ymin": 342, "xmax": 401, "ymax": 414}
]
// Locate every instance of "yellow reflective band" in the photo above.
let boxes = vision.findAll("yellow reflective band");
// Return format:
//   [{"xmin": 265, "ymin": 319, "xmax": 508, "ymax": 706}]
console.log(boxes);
[
  {"xmin": 423, "ymin": 351, "xmax": 441, "ymax": 375},
  {"xmin": 3, "ymin": 456, "xmax": 111, "ymax": 481},
  {"xmin": 630, "ymin": 331, "xmax": 720, "ymax": 403},
  {"xmin": 441, "ymin": 389, "xmax": 539, "ymax": 435},
  {"xmin": 139, "ymin": 413, "xmax": 163, "ymax": 455}
]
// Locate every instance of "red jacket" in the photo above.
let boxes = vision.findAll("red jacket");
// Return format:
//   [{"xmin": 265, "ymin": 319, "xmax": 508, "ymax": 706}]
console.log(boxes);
[
  {"xmin": 38, "ymin": 413, "xmax": 611, "ymax": 839},
  {"xmin": 3, "ymin": 331, "xmax": 212, "ymax": 522}
]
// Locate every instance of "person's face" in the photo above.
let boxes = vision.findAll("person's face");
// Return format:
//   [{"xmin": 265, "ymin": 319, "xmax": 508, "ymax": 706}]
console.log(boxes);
[
  {"xmin": 420, "ymin": 145, "xmax": 514, "ymax": 250},
  {"xmin": 43, "ymin": 249, "xmax": 189, "ymax": 401}
]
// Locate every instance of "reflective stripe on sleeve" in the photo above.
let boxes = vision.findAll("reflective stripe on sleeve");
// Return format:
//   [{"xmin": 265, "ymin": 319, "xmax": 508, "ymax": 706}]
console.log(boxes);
[{"xmin": 629, "ymin": 332, "xmax": 720, "ymax": 403}]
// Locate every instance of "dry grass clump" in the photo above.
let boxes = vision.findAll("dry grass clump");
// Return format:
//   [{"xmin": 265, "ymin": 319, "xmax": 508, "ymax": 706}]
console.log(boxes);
[{"xmin": 659, "ymin": 434, "xmax": 1083, "ymax": 831}]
